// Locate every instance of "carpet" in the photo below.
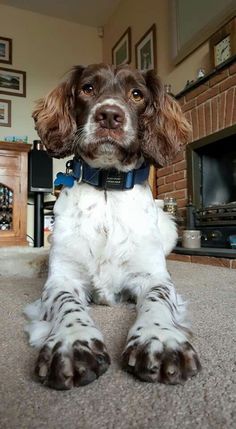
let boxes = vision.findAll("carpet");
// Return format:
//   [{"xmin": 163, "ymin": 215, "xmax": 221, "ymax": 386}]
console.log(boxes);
[{"xmin": 0, "ymin": 249, "xmax": 235, "ymax": 429}]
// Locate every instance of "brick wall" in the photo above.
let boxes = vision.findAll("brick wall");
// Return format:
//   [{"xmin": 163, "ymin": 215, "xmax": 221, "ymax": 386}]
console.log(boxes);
[{"xmin": 157, "ymin": 60, "xmax": 236, "ymax": 222}]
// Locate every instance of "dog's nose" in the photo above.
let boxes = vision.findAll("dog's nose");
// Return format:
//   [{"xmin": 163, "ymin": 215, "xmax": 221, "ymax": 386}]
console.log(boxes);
[{"xmin": 95, "ymin": 105, "xmax": 125, "ymax": 129}]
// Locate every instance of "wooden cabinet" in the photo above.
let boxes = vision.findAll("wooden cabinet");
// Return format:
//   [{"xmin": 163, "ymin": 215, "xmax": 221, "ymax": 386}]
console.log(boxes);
[{"xmin": 0, "ymin": 141, "xmax": 31, "ymax": 246}]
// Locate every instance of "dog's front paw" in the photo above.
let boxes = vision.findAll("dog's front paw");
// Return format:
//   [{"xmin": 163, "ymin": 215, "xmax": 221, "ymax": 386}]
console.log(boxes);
[
  {"xmin": 122, "ymin": 335, "xmax": 201, "ymax": 384},
  {"xmin": 35, "ymin": 338, "xmax": 110, "ymax": 390}
]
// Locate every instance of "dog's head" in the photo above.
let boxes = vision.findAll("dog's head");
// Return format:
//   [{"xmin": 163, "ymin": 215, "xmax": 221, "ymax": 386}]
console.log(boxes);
[{"xmin": 33, "ymin": 64, "xmax": 190, "ymax": 170}]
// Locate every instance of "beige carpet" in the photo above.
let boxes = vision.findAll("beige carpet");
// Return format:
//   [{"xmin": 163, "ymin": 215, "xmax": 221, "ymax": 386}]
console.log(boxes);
[{"xmin": 0, "ymin": 250, "xmax": 235, "ymax": 429}]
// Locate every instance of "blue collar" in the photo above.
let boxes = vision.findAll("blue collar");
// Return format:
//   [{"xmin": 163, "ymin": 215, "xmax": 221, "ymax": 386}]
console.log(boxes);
[{"xmin": 54, "ymin": 158, "xmax": 150, "ymax": 190}]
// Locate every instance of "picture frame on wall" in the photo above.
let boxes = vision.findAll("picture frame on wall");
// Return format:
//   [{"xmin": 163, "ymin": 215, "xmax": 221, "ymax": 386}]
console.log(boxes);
[
  {"xmin": 135, "ymin": 24, "xmax": 157, "ymax": 72},
  {"xmin": 0, "ymin": 67, "xmax": 26, "ymax": 97},
  {"xmin": 0, "ymin": 99, "xmax": 11, "ymax": 127},
  {"xmin": 112, "ymin": 27, "xmax": 131, "ymax": 66},
  {"xmin": 0, "ymin": 37, "xmax": 12, "ymax": 65}
]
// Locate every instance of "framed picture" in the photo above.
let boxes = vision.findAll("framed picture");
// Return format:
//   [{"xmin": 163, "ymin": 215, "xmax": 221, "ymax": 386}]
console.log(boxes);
[
  {"xmin": 0, "ymin": 99, "xmax": 11, "ymax": 127},
  {"xmin": 0, "ymin": 37, "xmax": 12, "ymax": 65},
  {"xmin": 112, "ymin": 27, "xmax": 131, "ymax": 66},
  {"xmin": 135, "ymin": 24, "xmax": 157, "ymax": 72},
  {"xmin": 0, "ymin": 67, "xmax": 26, "ymax": 97}
]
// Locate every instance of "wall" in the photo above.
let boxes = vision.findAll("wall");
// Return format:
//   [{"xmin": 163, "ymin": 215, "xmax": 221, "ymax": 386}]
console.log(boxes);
[
  {"xmin": 103, "ymin": 0, "xmax": 209, "ymax": 94},
  {"xmin": 0, "ymin": 4, "xmax": 102, "ymax": 241},
  {"xmin": 0, "ymin": 5, "xmax": 102, "ymax": 145}
]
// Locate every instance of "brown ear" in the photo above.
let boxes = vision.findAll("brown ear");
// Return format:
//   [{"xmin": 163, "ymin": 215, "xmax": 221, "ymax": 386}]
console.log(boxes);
[
  {"xmin": 140, "ymin": 70, "xmax": 191, "ymax": 167},
  {"xmin": 32, "ymin": 66, "xmax": 84, "ymax": 158}
]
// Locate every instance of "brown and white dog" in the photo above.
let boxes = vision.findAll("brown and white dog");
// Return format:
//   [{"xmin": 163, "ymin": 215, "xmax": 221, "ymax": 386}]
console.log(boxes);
[{"xmin": 24, "ymin": 64, "xmax": 201, "ymax": 390}]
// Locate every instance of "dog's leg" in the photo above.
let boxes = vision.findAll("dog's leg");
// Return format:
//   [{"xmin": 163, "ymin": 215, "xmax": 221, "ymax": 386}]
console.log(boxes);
[
  {"xmin": 24, "ymin": 275, "xmax": 110, "ymax": 390},
  {"xmin": 122, "ymin": 276, "xmax": 201, "ymax": 384}
]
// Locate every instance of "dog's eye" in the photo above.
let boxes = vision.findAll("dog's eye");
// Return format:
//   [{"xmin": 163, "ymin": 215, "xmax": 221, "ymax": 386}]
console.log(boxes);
[
  {"xmin": 130, "ymin": 89, "xmax": 144, "ymax": 102},
  {"xmin": 82, "ymin": 84, "xmax": 94, "ymax": 95}
]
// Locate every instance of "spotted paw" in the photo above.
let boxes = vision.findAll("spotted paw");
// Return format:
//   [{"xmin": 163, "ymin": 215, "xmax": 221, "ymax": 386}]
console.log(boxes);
[
  {"xmin": 122, "ymin": 338, "xmax": 201, "ymax": 384},
  {"xmin": 35, "ymin": 338, "xmax": 110, "ymax": 390}
]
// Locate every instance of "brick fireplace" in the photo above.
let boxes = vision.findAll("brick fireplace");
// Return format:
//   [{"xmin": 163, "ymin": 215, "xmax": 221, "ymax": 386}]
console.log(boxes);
[{"xmin": 157, "ymin": 58, "xmax": 236, "ymax": 268}]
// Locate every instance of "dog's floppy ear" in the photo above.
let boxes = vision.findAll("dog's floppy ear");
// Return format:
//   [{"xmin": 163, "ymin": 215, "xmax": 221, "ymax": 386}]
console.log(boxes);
[
  {"xmin": 140, "ymin": 70, "xmax": 191, "ymax": 167},
  {"xmin": 32, "ymin": 66, "xmax": 85, "ymax": 158}
]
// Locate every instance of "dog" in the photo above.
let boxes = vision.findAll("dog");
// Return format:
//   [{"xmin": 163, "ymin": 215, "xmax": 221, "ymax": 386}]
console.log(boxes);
[{"xmin": 24, "ymin": 64, "xmax": 201, "ymax": 390}]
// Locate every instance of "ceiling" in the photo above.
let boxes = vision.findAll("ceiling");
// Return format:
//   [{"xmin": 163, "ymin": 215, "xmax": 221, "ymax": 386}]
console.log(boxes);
[{"xmin": 0, "ymin": 0, "xmax": 121, "ymax": 26}]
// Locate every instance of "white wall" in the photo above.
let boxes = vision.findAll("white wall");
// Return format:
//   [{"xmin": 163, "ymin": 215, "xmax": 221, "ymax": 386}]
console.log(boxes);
[
  {"xmin": 0, "ymin": 5, "xmax": 102, "ymax": 142},
  {"xmin": 0, "ymin": 5, "xmax": 102, "ymax": 241}
]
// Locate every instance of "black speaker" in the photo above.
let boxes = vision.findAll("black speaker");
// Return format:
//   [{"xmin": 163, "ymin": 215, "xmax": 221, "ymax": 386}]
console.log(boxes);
[{"xmin": 28, "ymin": 140, "xmax": 53, "ymax": 193}]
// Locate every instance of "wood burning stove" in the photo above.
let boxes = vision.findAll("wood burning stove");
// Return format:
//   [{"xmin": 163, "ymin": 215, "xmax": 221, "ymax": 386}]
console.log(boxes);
[{"xmin": 187, "ymin": 124, "xmax": 236, "ymax": 249}]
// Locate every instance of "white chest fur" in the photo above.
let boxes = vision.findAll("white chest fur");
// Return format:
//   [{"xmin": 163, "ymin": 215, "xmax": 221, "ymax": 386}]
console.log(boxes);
[{"xmin": 49, "ymin": 182, "xmax": 177, "ymax": 304}]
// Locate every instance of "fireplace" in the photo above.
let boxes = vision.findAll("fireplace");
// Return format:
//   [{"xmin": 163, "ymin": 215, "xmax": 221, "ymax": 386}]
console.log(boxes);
[
  {"xmin": 156, "ymin": 58, "xmax": 236, "ymax": 265},
  {"xmin": 187, "ymin": 124, "xmax": 236, "ymax": 248}
]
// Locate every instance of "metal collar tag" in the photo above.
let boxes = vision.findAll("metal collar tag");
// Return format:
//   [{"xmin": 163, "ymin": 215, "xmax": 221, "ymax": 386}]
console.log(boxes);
[{"xmin": 100, "ymin": 169, "xmax": 126, "ymax": 190}]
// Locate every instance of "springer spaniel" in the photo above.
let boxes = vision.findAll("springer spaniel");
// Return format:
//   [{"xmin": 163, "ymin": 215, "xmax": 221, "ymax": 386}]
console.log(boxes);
[{"xmin": 24, "ymin": 64, "xmax": 201, "ymax": 390}]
